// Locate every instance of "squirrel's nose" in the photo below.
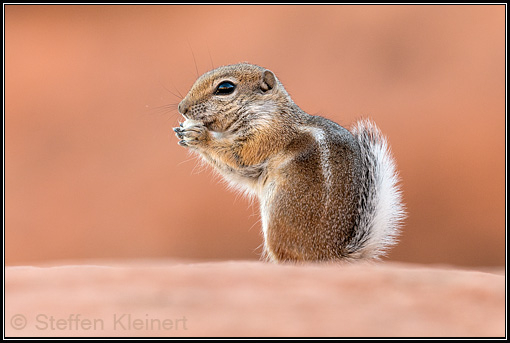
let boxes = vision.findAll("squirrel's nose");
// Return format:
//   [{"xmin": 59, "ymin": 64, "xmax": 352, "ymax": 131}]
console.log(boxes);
[{"xmin": 178, "ymin": 101, "xmax": 188, "ymax": 118}]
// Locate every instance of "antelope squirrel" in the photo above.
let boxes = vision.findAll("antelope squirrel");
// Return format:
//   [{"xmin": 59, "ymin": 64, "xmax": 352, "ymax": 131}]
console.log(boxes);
[{"xmin": 174, "ymin": 63, "xmax": 405, "ymax": 262}]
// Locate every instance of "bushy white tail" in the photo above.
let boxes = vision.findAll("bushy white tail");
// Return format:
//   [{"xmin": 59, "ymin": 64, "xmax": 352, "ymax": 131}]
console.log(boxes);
[{"xmin": 347, "ymin": 119, "xmax": 406, "ymax": 259}]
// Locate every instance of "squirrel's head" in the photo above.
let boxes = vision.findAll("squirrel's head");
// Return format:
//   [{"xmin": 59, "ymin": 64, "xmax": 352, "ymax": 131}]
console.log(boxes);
[{"xmin": 178, "ymin": 63, "xmax": 292, "ymax": 131}]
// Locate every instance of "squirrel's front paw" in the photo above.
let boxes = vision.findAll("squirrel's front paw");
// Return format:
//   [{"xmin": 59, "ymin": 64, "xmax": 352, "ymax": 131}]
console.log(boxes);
[{"xmin": 173, "ymin": 121, "xmax": 209, "ymax": 148}]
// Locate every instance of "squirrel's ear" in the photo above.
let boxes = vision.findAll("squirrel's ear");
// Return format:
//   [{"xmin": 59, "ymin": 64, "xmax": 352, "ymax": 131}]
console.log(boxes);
[{"xmin": 260, "ymin": 70, "xmax": 276, "ymax": 92}]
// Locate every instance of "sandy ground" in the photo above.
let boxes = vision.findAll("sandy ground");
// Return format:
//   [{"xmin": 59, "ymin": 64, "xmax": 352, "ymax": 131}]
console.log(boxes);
[{"xmin": 5, "ymin": 260, "xmax": 505, "ymax": 338}]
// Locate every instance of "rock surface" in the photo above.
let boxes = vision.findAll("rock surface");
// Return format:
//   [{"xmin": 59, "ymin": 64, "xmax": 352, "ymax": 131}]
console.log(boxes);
[{"xmin": 5, "ymin": 261, "xmax": 505, "ymax": 337}]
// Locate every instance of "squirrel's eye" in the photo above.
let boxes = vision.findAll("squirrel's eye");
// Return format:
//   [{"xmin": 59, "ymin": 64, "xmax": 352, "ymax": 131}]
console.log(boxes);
[{"xmin": 215, "ymin": 81, "xmax": 236, "ymax": 95}]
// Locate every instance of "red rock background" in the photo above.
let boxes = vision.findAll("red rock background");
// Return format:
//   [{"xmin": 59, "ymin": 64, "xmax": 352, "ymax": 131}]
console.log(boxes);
[{"xmin": 5, "ymin": 5, "xmax": 506, "ymax": 267}]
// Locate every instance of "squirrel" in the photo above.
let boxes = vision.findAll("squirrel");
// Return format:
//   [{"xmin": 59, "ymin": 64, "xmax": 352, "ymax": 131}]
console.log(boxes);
[{"xmin": 173, "ymin": 62, "xmax": 405, "ymax": 263}]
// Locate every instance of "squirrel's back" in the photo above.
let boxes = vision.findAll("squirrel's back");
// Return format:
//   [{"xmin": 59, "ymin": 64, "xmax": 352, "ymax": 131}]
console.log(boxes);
[{"xmin": 260, "ymin": 115, "xmax": 404, "ymax": 262}]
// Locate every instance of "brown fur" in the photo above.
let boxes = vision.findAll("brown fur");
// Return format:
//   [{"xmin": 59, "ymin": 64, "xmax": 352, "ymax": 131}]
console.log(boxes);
[{"xmin": 174, "ymin": 63, "xmax": 403, "ymax": 263}]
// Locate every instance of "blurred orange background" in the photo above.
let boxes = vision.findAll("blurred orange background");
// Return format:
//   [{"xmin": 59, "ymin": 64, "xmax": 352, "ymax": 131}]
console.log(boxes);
[{"xmin": 5, "ymin": 5, "xmax": 505, "ymax": 267}]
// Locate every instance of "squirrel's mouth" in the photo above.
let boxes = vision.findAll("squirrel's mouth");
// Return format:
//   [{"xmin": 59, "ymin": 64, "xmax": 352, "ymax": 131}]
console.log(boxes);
[{"xmin": 180, "ymin": 115, "xmax": 214, "ymax": 130}]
